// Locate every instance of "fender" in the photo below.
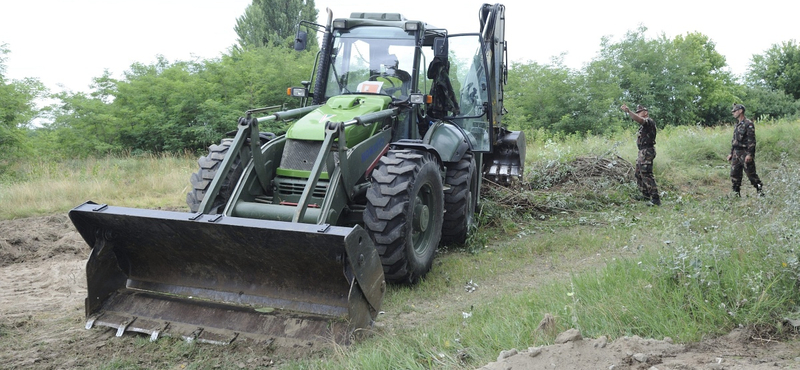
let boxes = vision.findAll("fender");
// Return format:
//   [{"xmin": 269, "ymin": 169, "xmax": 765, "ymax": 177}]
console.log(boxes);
[
  {"xmin": 420, "ymin": 120, "xmax": 472, "ymax": 163},
  {"xmin": 390, "ymin": 139, "xmax": 444, "ymax": 167}
]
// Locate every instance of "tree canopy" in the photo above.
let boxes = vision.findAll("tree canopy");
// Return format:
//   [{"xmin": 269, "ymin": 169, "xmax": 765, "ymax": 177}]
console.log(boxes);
[
  {"xmin": 503, "ymin": 27, "xmax": 796, "ymax": 136},
  {"xmin": 235, "ymin": 0, "xmax": 318, "ymax": 50},
  {"xmin": 0, "ymin": 44, "xmax": 47, "ymax": 162},
  {"xmin": 747, "ymin": 39, "xmax": 800, "ymax": 99},
  {"xmin": 43, "ymin": 47, "xmax": 316, "ymax": 157}
]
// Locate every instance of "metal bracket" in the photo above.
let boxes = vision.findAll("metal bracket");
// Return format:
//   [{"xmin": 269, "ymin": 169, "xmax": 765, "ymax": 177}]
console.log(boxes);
[{"xmin": 293, "ymin": 121, "xmax": 343, "ymax": 223}]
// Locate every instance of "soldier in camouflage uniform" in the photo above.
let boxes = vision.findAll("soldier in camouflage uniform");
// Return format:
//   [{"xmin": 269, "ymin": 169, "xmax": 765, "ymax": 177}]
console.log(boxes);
[
  {"xmin": 620, "ymin": 104, "xmax": 660, "ymax": 206},
  {"xmin": 727, "ymin": 104, "xmax": 764, "ymax": 197}
]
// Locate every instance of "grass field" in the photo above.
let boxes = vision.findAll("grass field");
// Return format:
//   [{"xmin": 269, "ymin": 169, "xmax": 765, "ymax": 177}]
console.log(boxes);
[{"xmin": 1, "ymin": 119, "xmax": 799, "ymax": 369}]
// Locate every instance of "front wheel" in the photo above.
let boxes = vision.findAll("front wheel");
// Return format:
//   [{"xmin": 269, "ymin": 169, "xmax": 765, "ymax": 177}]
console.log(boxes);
[
  {"xmin": 364, "ymin": 149, "xmax": 444, "ymax": 284},
  {"xmin": 186, "ymin": 139, "xmax": 242, "ymax": 214}
]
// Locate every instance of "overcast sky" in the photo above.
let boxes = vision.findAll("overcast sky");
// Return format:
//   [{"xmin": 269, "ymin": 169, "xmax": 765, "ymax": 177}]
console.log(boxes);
[{"xmin": 1, "ymin": 0, "xmax": 797, "ymax": 95}]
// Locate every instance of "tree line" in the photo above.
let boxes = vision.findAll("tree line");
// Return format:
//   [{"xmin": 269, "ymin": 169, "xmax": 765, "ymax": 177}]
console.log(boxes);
[
  {"xmin": 505, "ymin": 28, "xmax": 800, "ymax": 137},
  {"xmin": 1, "ymin": 0, "xmax": 799, "ymax": 169}
]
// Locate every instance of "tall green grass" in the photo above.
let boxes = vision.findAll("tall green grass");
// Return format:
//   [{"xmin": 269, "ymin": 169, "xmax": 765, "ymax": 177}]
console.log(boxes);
[{"xmin": 284, "ymin": 178, "xmax": 800, "ymax": 369}]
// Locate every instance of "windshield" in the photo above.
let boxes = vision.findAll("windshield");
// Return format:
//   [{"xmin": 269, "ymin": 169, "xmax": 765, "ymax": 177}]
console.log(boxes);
[{"xmin": 325, "ymin": 26, "xmax": 416, "ymax": 99}]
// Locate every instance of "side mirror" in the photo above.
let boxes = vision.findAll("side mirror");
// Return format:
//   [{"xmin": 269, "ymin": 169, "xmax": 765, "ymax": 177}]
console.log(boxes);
[
  {"xmin": 433, "ymin": 37, "xmax": 448, "ymax": 58},
  {"xmin": 294, "ymin": 30, "xmax": 308, "ymax": 51}
]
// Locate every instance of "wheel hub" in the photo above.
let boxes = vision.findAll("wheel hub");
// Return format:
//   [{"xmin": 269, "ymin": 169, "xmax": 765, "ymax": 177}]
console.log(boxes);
[{"xmin": 413, "ymin": 197, "xmax": 429, "ymax": 233}]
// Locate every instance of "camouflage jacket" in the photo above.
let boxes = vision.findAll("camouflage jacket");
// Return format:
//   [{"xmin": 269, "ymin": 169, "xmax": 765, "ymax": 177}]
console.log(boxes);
[
  {"xmin": 636, "ymin": 117, "xmax": 657, "ymax": 149},
  {"xmin": 731, "ymin": 118, "xmax": 756, "ymax": 156}
]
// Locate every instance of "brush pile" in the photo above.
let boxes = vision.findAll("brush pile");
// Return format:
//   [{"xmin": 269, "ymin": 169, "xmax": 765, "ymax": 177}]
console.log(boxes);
[
  {"xmin": 479, "ymin": 155, "xmax": 635, "ymax": 217},
  {"xmin": 533, "ymin": 154, "xmax": 634, "ymax": 190}
]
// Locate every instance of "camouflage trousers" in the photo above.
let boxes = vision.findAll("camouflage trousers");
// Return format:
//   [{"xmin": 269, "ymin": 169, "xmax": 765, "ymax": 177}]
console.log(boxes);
[
  {"xmin": 635, "ymin": 147, "xmax": 659, "ymax": 199},
  {"xmin": 730, "ymin": 149, "xmax": 762, "ymax": 192}
]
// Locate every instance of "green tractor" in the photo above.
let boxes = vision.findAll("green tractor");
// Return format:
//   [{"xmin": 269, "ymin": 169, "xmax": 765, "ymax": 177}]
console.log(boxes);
[{"xmin": 69, "ymin": 3, "xmax": 524, "ymax": 346}]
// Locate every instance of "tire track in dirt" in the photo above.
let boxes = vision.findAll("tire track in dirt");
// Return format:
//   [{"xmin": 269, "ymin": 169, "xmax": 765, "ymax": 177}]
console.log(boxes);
[
  {"xmin": 0, "ymin": 215, "xmax": 94, "ymax": 369},
  {"xmin": 0, "ymin": 259, "xmax": 86, "ymax": 319}
]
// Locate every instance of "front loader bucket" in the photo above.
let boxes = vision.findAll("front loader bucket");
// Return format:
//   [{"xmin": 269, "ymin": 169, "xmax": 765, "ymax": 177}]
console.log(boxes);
[{"xmin": 68, "ymin": 201, "xmax": 384, "ymax": 346}]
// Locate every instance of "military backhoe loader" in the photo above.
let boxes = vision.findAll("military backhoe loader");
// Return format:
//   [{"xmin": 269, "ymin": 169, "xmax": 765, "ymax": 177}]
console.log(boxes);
[{"xmin": 69, "ymin": 3, "xmax": 524, "ymax": 346}]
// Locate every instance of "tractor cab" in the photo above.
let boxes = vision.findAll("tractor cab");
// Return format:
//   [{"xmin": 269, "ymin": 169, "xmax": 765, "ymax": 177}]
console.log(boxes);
[{"xmin": 295, "ymin": 11, "xmax": 500, "ymax": 156}]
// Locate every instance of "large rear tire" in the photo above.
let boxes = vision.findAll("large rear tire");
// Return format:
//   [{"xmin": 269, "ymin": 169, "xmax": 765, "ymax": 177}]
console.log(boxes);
[
  {"xmin": 364, "ymin": 149, "xmax": 444, "ymax": 284},
  {"xmin": 186, "ymin": 138, "xmax": 243, "ymax": 214},
  {"xmin": 441, "ymin": 152, "xmax": 478, "ymax": 245}
]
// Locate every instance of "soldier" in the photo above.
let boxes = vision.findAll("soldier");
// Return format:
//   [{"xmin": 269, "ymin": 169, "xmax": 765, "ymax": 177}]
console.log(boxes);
[
  {"xmin": 620, "ymin": 104, "xmax": 660, "ymax": 206},
  {"xmin": 727, "ymin": 104, "xmax": 764, "ymax": 197}
]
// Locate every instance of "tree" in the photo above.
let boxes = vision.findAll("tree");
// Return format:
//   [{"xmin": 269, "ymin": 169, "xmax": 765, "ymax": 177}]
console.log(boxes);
[
  {"xmin": 111, "ymin": 56, "xmax": 216, "ymax": 152},
  {"xmin": 47, "ymin": 46, "xmax": 316, "ymax": 155},
  {"xmin": 507, "ymin": 27, "xmax": 745, "ymax": 137},
  {"xmin": 747, "ymin": 39, "xmax": 800, "ymax": 100},
  {"xmin": 505, "ymin": 58, "xmax": 577, "ymax": 133},
  {"xmin": 0, "ymin": 44, "xmax": 46, "ymax": 160},
  {"xmin": 46, "ymin": 71, "xmax": 122, "ymax": 157},
  {"xmin": 588, "ymin": 27, "xmax": 737, "ymax": 126},
  {"xmin": 741, "ymin": 85, "xmax": 799, "ymax": 120},
  {"xmin": 669, "ymin": 32, "xmax": 739, "ymax": 125},
  {"xmin": 235, "ymin": 0, "xmax": 318, "ymax": 50}
]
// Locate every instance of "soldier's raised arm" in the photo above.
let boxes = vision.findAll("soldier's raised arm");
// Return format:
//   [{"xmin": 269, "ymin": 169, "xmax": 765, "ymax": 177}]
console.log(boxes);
[{"xmin": 621, "ymin": 104, "xmax": 645, "ymax": 124}]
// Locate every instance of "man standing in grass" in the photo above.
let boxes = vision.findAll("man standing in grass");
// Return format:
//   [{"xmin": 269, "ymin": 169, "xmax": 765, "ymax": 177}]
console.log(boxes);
[
  {"xmin": 620, "ymin": 104, "xmax": 660, "ymax": 206},
  {"xmin": 727, "ymin": 104, "xmax": 764, "ymax": 197}
]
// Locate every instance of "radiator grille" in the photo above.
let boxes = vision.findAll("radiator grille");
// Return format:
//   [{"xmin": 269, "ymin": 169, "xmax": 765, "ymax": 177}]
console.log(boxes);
[
  {"xmin": 281, "ymin": 139, "xmax": 322, "ymax": 171},
  {"xmin": 275, "ymin": 177, "xmax": 328, "ymax": 198}
]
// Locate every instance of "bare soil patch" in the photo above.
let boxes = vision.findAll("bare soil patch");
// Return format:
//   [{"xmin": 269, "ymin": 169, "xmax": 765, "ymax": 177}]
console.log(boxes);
[{"xmin": 480, "ymin": 327, "xmax": 799, "ymax": 370}]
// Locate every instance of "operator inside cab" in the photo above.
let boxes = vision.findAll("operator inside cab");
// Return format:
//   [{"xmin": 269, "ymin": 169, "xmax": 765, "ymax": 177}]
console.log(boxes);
[{"xmin": 368, "ymin": 44, "xmax": 410, "ymax": 96}]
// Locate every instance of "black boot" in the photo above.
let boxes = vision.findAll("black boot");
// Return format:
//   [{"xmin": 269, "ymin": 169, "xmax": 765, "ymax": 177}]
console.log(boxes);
[
  {"xmin": 756, "ymin": 183, "xmax": 764, "ymax": 197},
  {"xmin": 732, "ymin": 186, "xmax": 741, "ymax": 198},
  {"xmin": 649, "ymin": 195, "xmax": 661, "ymax": 206}
]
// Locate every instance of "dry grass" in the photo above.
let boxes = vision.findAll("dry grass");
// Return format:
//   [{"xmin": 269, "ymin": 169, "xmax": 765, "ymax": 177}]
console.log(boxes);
[{"xmin": 0, "ymin": 153, "xmax": 196, "ymax": 220}]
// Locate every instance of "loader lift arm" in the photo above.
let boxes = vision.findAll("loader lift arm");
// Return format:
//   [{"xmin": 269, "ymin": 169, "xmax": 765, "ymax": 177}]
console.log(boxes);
[
  {"xmin": 294, "ymin": 108, "xmax": 398, "ymax": 223},
  {"xmin": 198, "ymin": 105, "xmax": 320, "ymax": 215}
]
